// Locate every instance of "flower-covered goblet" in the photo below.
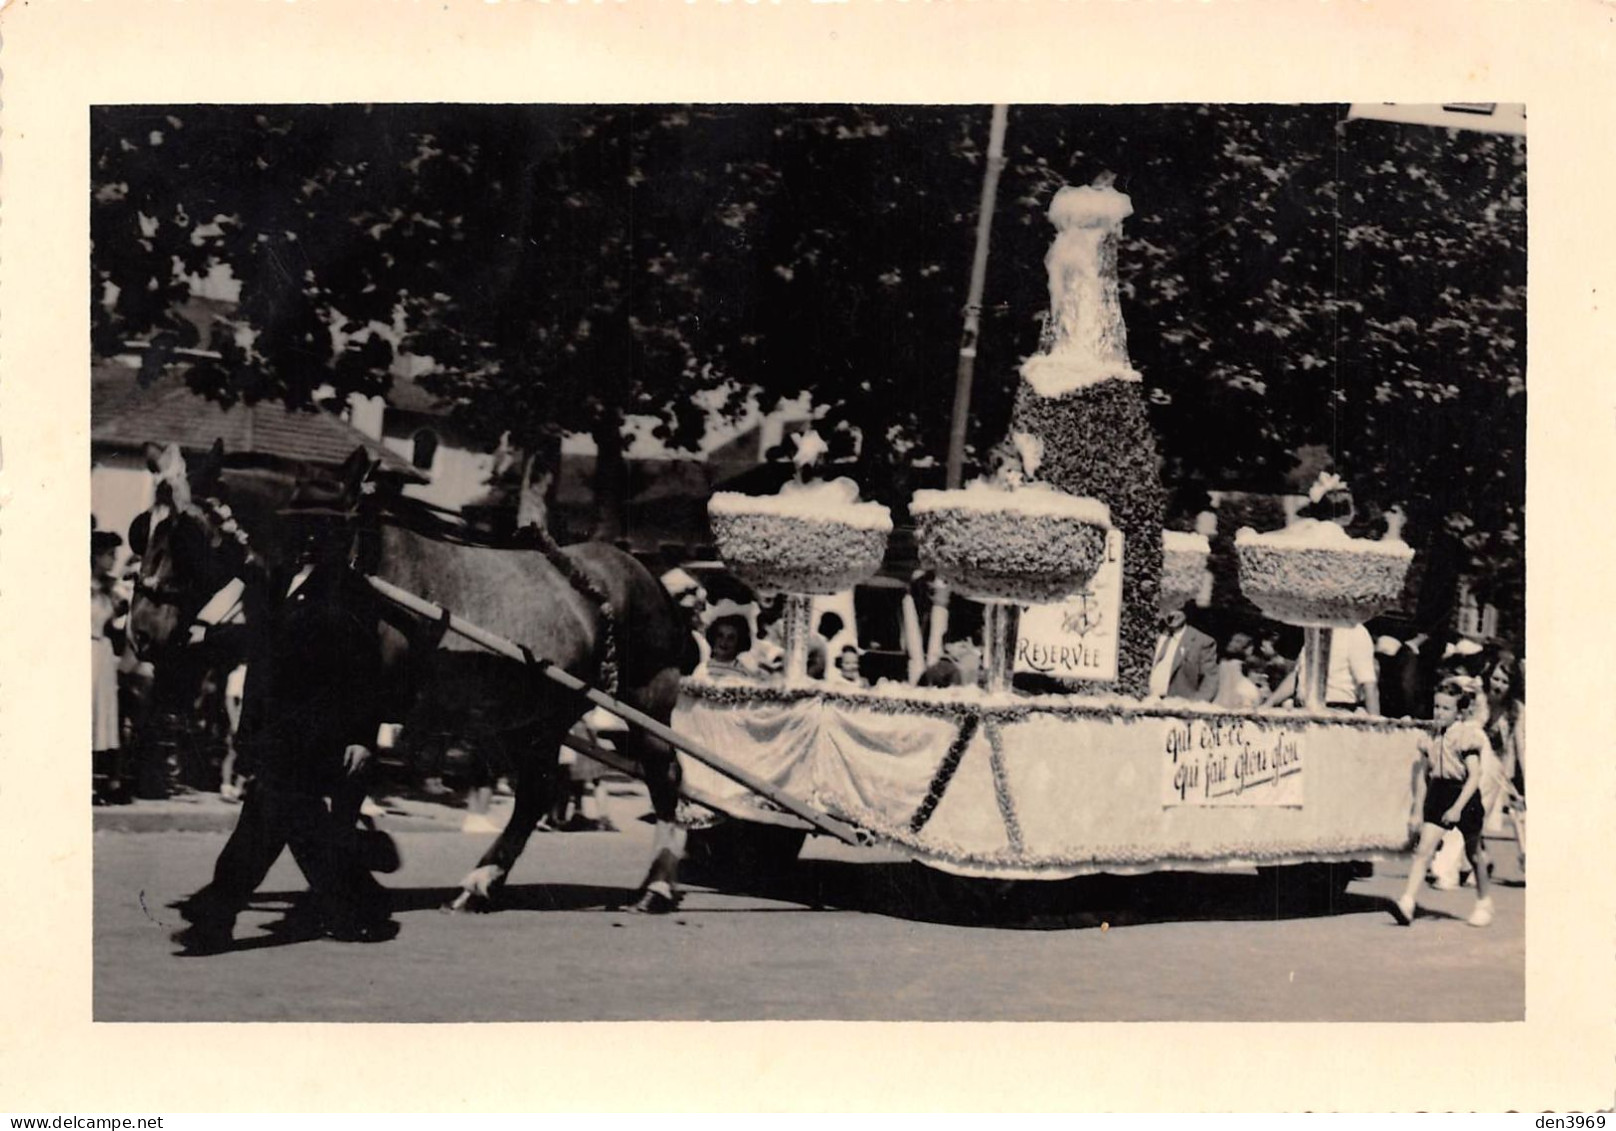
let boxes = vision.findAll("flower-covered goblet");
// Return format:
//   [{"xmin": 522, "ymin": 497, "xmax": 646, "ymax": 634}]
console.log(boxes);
[
  {"xmin": 708, "ymin": 482, "xmax": 892, "ymax": 680},
  {"xmin": 1235, "ymin": 523, "xmax": 1414, "ymax": 710},
  {"xmin": 912, "ymin": 484, "xmax": 1112, "ymax": 693}
]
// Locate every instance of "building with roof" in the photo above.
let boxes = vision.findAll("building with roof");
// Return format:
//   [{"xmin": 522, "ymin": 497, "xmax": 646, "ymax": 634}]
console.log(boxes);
[
  {"xmin": 91, "ymin": 357, "xmax": 416, "ymax": 547},
  {"xmin": 348, "ymin": 369, "xmax": 818, "ymax": 562}
]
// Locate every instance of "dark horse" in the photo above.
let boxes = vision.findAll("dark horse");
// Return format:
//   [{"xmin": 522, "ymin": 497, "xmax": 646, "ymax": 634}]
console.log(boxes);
[{"xmin": 128, "ymin": 440, "xmax": 699, "ymax": 915}]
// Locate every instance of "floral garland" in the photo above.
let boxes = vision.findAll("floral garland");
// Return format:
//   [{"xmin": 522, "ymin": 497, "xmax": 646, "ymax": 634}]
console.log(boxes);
[
  {"xmin": 816, "ymin": 790, "xmax": 1416, "ymax": 875},
  {"xmin": 678, "ymin": 677, "xmax": 1436, "ymax": 736},
  {"xmin": 524, "ymin": 526, "xmax": 618, "ymax": 695},
  {"xmin": 907, "ymin": 715, "xmax": 979, "ymax": 834}
]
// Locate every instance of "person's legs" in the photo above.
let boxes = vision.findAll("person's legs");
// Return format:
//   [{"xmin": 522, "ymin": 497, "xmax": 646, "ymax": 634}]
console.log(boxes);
[
  {"xmin": 1463, "ymin": 826, "xmax": 1494, "ymax": 926},
  {"xmin": 279, "ymin": 781, "xmax": 393, "ymax": 940},
  {"xmin": 579, "ymin": 777, "xmax": 615, "ymax": 831},
  {"xmin": 1395, "ymin": 823, "xmax": 1445, "ymax": 924},
  {"xmin": 174, "ymin": 786, "xmax": 291, "ymax": 948},
  {"xmin": 220, "ymin": 669, "xmax": 245, "ymax": 800},
  {"xmin": 1507, "ymin": 795, "xmax": 1526, "ymax": 870},
  {"xmin": 92, "ymin": 748, "xmax": 115, "ymax": 804},
  {"xmin": 1429, "ymin": 828, "xmax": 1467, "ymax": 888},
  {"xmin": 459, "ymin": 732, "xmax": 502, "ymax": 833}
]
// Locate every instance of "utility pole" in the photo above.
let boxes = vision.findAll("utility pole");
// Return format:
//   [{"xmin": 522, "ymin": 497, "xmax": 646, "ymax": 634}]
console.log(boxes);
[{"xmin": 928, "ymin": 103, "xmax": 1010, "ymax": 666}]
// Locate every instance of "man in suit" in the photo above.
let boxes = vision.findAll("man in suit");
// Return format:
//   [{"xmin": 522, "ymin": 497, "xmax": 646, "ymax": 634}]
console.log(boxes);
[
  {"xmin": 1148, "ymin": 604, "xmax": 1220, "ymax": 702},
  {"xmin": 173, "ymin": 553, "xmax": 395, "ymax": 953}
]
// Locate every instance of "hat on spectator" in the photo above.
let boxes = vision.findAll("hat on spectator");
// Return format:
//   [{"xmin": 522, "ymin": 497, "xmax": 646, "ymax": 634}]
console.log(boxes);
[{"xmin": 660, "ymin": 567, "xmax": 700, "ymax": 595}]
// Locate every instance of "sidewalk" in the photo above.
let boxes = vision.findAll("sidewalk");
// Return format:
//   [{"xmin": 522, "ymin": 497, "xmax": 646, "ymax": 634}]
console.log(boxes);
[{"xmin": 92, "ymin": 778, "xmax": 655, "ymax": 836}]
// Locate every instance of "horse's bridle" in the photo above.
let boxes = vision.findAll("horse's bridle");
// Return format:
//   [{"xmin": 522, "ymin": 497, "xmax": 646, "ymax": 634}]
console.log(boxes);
[{"xmin": 134, "ymin": 496, "xmax": 260, "ymax": 644}]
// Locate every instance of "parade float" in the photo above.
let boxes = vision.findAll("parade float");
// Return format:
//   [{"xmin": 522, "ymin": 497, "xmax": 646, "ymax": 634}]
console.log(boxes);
[{"xmin": 673, "ymin": 182, "xmax": 1428, "ymax": 894}]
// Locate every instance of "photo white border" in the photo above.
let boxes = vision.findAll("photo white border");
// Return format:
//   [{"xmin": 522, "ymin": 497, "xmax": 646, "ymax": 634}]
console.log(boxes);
[{"xmin": 2, "ymin": 0, "xmax": 1612, "ymax": 1112}]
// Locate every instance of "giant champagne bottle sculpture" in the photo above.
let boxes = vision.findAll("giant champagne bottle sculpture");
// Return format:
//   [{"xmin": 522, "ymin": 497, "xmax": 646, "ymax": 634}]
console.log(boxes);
[{"xmin": 1009, "ymin": 183, "xmax": 1165, "ymax": 698}]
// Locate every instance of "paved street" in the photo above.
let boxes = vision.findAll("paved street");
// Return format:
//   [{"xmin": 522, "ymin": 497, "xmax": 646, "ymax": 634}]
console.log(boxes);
[{"xmin": 94, "ymin": 785, "xmax": 1524, "ymax": 1022}]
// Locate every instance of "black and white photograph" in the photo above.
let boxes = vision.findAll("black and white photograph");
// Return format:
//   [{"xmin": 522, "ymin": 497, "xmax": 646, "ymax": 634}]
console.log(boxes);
[
  {"xmin": 87, "ymin": 101, "xmax": 1527, "ymax": 1022},
  {"xmin": 5, "ymin": 0, "xmax": 1615, "ymax": 1115}
]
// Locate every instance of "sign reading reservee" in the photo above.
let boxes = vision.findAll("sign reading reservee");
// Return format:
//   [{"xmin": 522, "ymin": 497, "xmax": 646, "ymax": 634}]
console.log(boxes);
[
  {"xmin": 1163, "ymin": 716, "xmax": 1304, "ymax": 807},
  {"xmin": 1015, "ymin": 528, "xmax": 1123, "ymax": 683}
]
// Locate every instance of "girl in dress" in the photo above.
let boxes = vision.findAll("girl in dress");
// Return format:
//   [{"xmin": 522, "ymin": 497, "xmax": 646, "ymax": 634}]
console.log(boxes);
[
  {"xmin": 1394, "ymin": 682, "xmax": 1496, "ymax": 927},
  {"xmin": 1481, "ymin": 656, "xmax": 1526, "ymax": 870}
]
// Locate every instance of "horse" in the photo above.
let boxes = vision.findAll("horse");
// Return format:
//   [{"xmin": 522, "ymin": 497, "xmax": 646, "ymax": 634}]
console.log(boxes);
[{"xmin": 127, "ymin": 439, "xmax": 701, "ymax": 915}]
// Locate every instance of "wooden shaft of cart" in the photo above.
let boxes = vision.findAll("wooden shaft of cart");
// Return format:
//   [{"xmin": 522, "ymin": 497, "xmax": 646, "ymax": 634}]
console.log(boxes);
[{"xmin": 365, "ymin": 574, "xmax": 865, "ymax": 846}]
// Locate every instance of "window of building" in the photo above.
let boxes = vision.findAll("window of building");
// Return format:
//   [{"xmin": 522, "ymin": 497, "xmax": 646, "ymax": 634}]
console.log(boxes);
[
  {"xmin": 411, "ymin": 428, "xmax": 439, "ymax": 472},
  {"xmin": 1455, "ymin": 579, "xmax": 1499, "ymax": 641}
]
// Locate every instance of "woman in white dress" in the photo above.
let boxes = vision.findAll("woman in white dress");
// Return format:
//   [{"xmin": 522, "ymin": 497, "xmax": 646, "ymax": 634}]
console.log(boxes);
[{"xmin": 91, "ymin": 529, "xmax": 126, "ymax": 802}]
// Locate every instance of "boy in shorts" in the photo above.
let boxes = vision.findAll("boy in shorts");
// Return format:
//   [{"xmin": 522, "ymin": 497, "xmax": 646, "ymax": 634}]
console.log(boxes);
[{"xmin": 1393, "ymin": 681, "xmax": 1495, "ymax": 927}]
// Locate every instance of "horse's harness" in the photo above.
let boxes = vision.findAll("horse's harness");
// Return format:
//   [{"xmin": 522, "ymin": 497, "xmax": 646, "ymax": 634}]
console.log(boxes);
[
  {"xmin": 141, "ymin": 468, "xmax": 620, "ymax": 693},
  {"xmin": 135, "ymin": 495, "xmax": 261, "ymax": 644}
]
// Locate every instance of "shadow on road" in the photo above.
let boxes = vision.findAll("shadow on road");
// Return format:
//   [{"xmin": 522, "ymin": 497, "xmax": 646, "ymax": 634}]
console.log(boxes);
[
  {"xmin": 169, "ymin": 861, "xmax": 1394, "ymax": 955},
  {"xmin": 681, "ymin": 856, "xmax": 1392, "ymax": 930}
]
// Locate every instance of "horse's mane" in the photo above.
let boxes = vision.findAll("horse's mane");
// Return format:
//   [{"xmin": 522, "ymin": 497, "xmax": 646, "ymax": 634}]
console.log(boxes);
[
  {"xmin": 363, "ymin": 492, "xmax": 560, "ymax": 553},
  {"xmin": 359, "ymin": 490, "xmax": 622, "ymax": 694}
]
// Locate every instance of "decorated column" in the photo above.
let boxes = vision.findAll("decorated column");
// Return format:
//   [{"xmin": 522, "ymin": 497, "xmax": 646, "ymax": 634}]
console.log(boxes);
[{"xmin": 1009, "ymin": 183, "xmax": 1166, "ymax": 698}]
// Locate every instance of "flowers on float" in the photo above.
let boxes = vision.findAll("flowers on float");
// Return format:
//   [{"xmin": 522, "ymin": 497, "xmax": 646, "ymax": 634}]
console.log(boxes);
[
  {"xmin": 1011, "ymin": 431, "xmax": 1045, "ymax": 480},
  {"xmin": 1047, "ymin": 182, "xmax": 1135, "ymax": 230},
  {"xmin": 200, "ymin": 498, "xmax": 252, "ymax": 549},
  {"xmin": 1234, "ymin": 521, "xmax": 1415, "ymax": 628},
  {"xmin": 679, "ymin": 676, "xmax": 1431, "ymax": 732},
  {"xmin": 686, "ymin": 678, "xmax": 1429, "ymax": 873},
  {"xmin": 707, "ymin": 478, "xmax": 892, "ymax": 596},
  {"xmin": 1160, "ymin": 529, "xmax": 1211, "ymax": 608},
  {"xmin": 709, "ymin": 477, "xmax": 891, "ymax": 528},
  {"xmin": 911, "ymin": 480, "xmax": 1112, "ymax": 605},
  {"xmin": 1306, "ymin": 470, "xmax": 1347, "ymax": 506},
  {"xmin": 1009, "ymin": 378, "xmax": 1166, "ymax": 697},
  {"xmin": 791, "ymin": 429, "xmax": 830, "ymax": 473}
]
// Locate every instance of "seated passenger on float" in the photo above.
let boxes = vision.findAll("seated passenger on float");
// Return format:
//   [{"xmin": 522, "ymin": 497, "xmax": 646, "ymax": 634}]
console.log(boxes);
[
  {"xmin": 702, "ymin": 614, "xmax": 756, "ymax": 683},
  {"xmin": 835, "ymin": 645, "xmax": 870, "ymax": 689}
]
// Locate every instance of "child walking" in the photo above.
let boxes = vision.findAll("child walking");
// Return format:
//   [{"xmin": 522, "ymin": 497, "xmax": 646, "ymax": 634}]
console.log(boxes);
[{"xmin": 1394, "ymin": 682, "xmax": 1495, "ymax": 927}]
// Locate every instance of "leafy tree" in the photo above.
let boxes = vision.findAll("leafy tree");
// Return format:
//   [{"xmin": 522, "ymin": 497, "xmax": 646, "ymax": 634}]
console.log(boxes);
[
  {"xmin": 1329, "ymin": 118, "xmax": 1526, "ymax": 629},
  {"xmin": 92, "ymin": 105, "xmax": 760, "ymax": 537},
  {"xmin": 93, "ymin": 103, "xmax": 1524, "ymax": 631}
]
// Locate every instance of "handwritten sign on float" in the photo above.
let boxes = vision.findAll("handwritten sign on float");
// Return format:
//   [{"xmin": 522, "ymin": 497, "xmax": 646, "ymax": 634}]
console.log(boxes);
[
  {"xmin": 1162, "ymin": 717, "xmax": 1304, "ymax": 807},
  {"xmin": 1015, "ymin": 528, "xmax": 1124, "ymax": 683}
]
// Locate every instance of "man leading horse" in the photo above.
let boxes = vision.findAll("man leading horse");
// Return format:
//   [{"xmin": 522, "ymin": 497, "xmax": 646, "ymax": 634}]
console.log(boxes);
[{"xmin": 128, "ymin": 441, "xmax": 701, "ymax": 953}]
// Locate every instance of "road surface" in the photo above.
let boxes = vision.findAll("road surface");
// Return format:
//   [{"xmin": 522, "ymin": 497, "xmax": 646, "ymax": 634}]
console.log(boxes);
[{"xmin": 93, "ymin": 785, "xmax": 1524, "ymax": 1022}]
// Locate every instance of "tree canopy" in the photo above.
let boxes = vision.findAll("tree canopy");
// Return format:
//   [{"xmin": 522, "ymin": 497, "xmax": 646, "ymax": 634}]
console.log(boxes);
[{"xmin": 91, "ymin": 102, "xmax": 1525, "ymax": 620}]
